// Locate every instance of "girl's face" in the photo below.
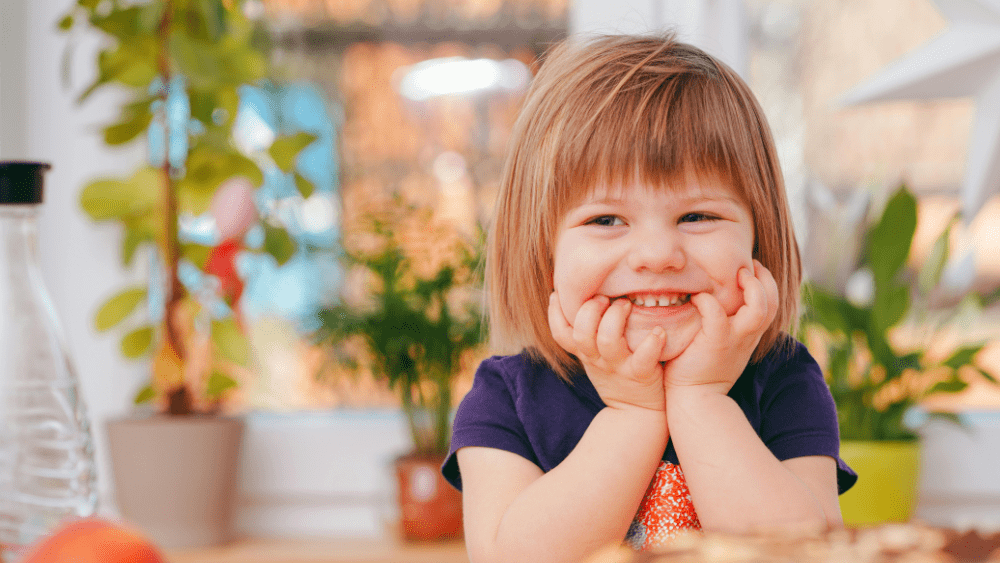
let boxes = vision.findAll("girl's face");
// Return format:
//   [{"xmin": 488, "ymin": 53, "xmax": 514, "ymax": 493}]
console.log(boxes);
[{"xmin": 552, "ymin": 174, "xmax": 756, "ymax": 362}]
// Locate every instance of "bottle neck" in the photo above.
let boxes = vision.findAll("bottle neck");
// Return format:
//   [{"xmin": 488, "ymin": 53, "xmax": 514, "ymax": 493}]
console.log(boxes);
[{"xmin": 0, "ymin": 204, "xmax": 42, "ymax": 267}]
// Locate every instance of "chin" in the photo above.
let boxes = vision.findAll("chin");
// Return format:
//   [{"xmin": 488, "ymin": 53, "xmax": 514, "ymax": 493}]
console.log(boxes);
[{"xmin": 625, "ymin": 321, "xmax": 700, "ymax": 363}]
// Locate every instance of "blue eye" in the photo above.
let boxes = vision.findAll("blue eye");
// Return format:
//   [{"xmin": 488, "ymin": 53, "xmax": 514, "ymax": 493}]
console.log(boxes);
[
  {"xmin": 587, "ymin": 215, "xmax": 625, "ymax": 227},
  {"xmin": 679, "ymin": 212, "xmax": 719, "ymax": 223}
]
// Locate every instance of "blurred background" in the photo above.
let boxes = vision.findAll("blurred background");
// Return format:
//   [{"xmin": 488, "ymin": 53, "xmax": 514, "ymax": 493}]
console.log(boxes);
[{"xmin": 2, "ymin": 0, "xmax": 1000, "ymax": 548}]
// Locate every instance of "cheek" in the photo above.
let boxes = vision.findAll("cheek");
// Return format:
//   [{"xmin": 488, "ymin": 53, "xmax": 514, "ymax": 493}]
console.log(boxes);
[
  {"xmin": 552, "ymin": 261, "xmax": 588, "ymax": 324},
  {"xmin": 552, "ymin": 243, "xmax": 604, "ymax": 324},
  {"xmin": 710, "ymin": 238, "xmax": 756, "ymax": 316}
]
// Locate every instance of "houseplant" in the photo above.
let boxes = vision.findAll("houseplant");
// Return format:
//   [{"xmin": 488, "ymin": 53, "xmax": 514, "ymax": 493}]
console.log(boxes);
[
  {"xmin": 315, "ymin": 197, "xmax": 486, "ymax": 541},
  {"xmin": 800, "ymin": 183, "xmax": 1000, "ymax": 526},
  {"xmin": 58, "ymin": 0, "xmax": 318, "ymax": 547}
]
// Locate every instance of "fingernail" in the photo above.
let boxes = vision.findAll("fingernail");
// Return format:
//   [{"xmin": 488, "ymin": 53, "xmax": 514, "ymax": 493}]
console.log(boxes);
[{"xmin": 653, "ymin": 326, "xmax": 664, "ymax": 338}]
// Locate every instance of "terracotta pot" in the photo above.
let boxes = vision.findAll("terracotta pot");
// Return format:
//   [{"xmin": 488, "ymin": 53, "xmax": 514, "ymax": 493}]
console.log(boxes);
[
  {"xmin": 839, "ymin": 440, "xmax": 921, "ymax": 526},
  {"xmin": 394, "ymin": 453, "xmax": 463, "ymax": 542},
  {"xmin": 106, "ymin": 415, "xmax": 244, "ymax": 548}
]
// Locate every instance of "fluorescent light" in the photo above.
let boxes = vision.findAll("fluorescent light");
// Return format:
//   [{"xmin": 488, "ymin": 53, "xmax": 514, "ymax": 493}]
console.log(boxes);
[{"xmin": 397, "ymin": 57, "xmax": 531, "ymax": 101}]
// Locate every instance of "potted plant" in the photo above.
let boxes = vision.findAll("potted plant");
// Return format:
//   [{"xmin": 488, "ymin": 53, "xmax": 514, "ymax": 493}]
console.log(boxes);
[
  {"xmin": 315, "ymin": 197, "xmax": 486, "ymax": 541},
  {"xmin": 58, "ymin": 0, "xmax": 319, "ymax": 548},
  {"xmin": 800, "ymin": 183, "xmax": 1000, "ymax": 526}
]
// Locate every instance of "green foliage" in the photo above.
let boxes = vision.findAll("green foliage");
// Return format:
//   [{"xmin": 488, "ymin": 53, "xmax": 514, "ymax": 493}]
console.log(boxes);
[
  {"xmin": 269, "ymin": 133, "xmax": 318, "ymax": 173},
  {"xmin": 121, "ymin": 325, "xmax": 155, "ymax": 359},
  {"xmin": 801, "ymin": 184, "xmax": 998, "ymax": 441},
  {"xmin": 95, "ymin": 287, "xmax": 148, "ymax": 332},
  {"xmin": 315, "ymin": 201, "xmax": 486, "ymax": 456},
  {"xmin": 211, "ymin": 318, "xmax": 251, "ymax": 367},
  {"xmin": 59, "ymin": 0, "xmax": 317, "ymax": 414}
]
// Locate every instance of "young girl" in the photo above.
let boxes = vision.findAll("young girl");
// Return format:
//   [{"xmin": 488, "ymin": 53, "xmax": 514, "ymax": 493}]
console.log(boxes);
[{"xmin": 441, "ymin": 34, "xmax": 856, "ymax": 562}]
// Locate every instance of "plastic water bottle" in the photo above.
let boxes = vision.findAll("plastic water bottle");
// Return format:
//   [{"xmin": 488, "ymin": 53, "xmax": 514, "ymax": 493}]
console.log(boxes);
[{"xmin": 0, "ymin": 162, "xmax": 97, "ymax": 560}]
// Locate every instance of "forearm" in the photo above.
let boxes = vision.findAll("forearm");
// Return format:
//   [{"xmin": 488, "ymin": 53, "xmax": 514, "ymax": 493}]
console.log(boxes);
[
  {"xmin": 667, "ymin": 389, "xmax": 827, "ymax": 534},
  {"xmin": 487, "ymin": 408, "xmax": 667, "ymax": 563}
]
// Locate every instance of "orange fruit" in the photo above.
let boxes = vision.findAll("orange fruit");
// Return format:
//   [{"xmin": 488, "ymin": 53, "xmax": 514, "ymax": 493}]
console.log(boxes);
[{"xmin": 22, "ymin": 518, "xmax": 165, "ymax": 563}]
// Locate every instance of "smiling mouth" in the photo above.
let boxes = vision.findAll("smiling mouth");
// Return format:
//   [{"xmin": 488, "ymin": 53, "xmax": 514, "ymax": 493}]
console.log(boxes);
[{"xmin": 621, "ymin": 293, "xmax": 692, "ymax": 307}]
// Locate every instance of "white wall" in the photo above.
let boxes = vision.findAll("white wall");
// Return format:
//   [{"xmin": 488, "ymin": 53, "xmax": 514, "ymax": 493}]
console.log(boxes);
[{"xmin": 0, "ymin": 0, "xmax": 29, "ymax": 157}]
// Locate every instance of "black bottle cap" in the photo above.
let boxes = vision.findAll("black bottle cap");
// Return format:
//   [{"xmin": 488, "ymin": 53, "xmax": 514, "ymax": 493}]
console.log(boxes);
[{"xmin": 0, "ymin": 161, "xmax": 51, "ymax": 204}]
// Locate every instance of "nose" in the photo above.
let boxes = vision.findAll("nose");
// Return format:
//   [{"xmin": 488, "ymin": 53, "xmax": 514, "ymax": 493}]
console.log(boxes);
[{"xmin": 625, "ymin": 227, "xmax": 686, "ymax": 273}]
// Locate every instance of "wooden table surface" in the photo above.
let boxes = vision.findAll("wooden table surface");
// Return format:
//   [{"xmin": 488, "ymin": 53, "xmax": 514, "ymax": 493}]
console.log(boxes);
[{"xmin": 166, "ymin": 537, "xmax": 470, "ymax": 563}]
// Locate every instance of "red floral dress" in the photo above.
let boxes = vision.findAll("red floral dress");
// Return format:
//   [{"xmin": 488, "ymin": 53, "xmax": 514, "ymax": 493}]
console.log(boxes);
[{"xmin": 624, "ymin": 461, "xmax": 702, "ymax": 550}]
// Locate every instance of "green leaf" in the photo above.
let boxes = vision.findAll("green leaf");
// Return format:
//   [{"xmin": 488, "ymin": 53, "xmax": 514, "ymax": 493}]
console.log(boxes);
[
  {"xmin": 133, "ymin": 384, "xmax": 156, "ymax": 404},
  {"xmin": 926, "ymin": 411, "xmax": 965, "ymax": 428},
  {"xmin": 80, "ymin": 179, "xmax": 129, "ymax": 220},
  {"xmin": 80, "ymin": 167, "xmax": 161, "ymax": 221},
  {"xmin": 103, "ymin": 97, "xmax": 154, "ymax": 146},
  {"xmin": 96, "ymin": 38, "xmax": 159, "ymax": 88},
  {"xmin": 177, "ymin": 143, "xmax": 263, "ymax": 214},
  {"xmin": 121, "ymin": 325, "xmax": 155, "ymax": 358},
  {"xmin": 973, "ymin": 369, "xmax": 999, "ymax": 388},
  {"xmin": 121, "ymin": 213, "xmax": 159, "ymax": 266},
  {"xmin": 263, "ymin": 223, "xmax": 297, "ymax": 265},
  {"xmin": 90, "ymin": 6, "xmax": 142, "ymax": 40},
  {"xmin": 801, "ymin": 284, "xmax": 849, "ymax": 334},
  {"xmin": 138, "ymin": 1, "xmax": 167, "ymax": 33},
  {"xmin": 196, "ymin": 0, "xmax": 228, "ymax": 42},
  {"xmin": 212, "ymin": 318, "xmax": 250, "ymax": 366},
  {"xmin": 867, "ymin": 186, "xmax": 917, "ymax": 290},
  {"xmin": 927, "ymin": 378, "xmax": 969, "ymax": 395},
  {"xmin": 104, "ymin": 116, "xmax": 152, "ymax": 146},
  {"xmin": 871, "ymin": 283, "xmax": 909, "ymax": 333},
  {"xmin": 268, "ymin": 132, "xmax": 317, "ymax": 172},
  {"xmin": 205, "ymin": 370, "xmax": 238, "ymax": 398},
  {"xmin": 943, "ymin": 344, "xmax": 984, "ymax": 370},
  {"xmin": 181, "ymin": 243, "xmax": 214, "ymax": 269},
  {"xmin": 981, "ymin": 284, "xmax": 1000, "ymax": 308},
  {"xmin": 294, "ymin": 172, "xmax": 315, "ymax": 199},
  {"xmin": 918, "ymin": 215, "xmax": 955, "ymax": 295},
  {"xmin": 58, "ymin": 14, "xmax": 74, "ymax": 31},
  {"xmin": 95, "ymin": 287, "xmax": 147, "ymax": 332}
]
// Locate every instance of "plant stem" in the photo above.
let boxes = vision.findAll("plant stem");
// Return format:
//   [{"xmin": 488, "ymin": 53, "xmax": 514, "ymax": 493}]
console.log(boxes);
[
  {"xmin": 401, "ymin": 377, "xmax": 422, "ymax": 454},
  {"xmin": 156, "ymin": 0, "xmax": 189, "ymax": 413}
]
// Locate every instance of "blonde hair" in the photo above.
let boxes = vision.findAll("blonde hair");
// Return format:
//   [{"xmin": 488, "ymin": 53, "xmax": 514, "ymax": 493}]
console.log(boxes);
[{"xmin": 487, "ymin": 33, "xmax": 801, "ymax": 380}]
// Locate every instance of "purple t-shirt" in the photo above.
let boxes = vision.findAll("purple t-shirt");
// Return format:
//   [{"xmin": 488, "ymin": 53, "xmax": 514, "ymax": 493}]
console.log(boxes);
[{"xmin": 442, "ymin": 338, "xmax": 857, "ymax": 494}]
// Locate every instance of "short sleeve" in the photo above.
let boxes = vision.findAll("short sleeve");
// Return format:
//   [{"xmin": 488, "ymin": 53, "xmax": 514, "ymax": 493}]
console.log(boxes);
[
  {"xmin": 441, "ymin": 357, "xmax": 540, "ymax": 491},
  {"xmin": 758, "ymin": 343, "xmax": 858, "ymax": 494}
]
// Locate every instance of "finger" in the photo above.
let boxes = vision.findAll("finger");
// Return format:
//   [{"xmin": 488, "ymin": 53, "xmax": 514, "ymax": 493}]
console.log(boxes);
[
  {"xmin": 629, "ymin": 325, "xmax": 666, "ymax": 372},
  {"xmin": 732, "ymin": 267, "xmax": 769, "ymax": 335},
  {"xmin": 733, "ymin": 268, "xmax": 768, "ymax": 332},
  {"xmin": 754, "ymin": 260, "xmax": 780, "ymax": 323},
  {"xmin": 548, "ymin": 292, "xmax": 577, "ymax": 355},
  {"xmin": 690, "ymin": 291, "xmax": 728, "ymax": 340},
  {"xmin": 572, "ymin": 295, "xmax": 610, "ymax": 359},
  {"xmin": 595, "ymin": 297, "xmax": 632, "ymax": 362}
]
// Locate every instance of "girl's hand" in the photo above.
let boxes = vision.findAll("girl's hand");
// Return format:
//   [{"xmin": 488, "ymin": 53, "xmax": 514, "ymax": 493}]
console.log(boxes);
[
  {"xmin": 549, "ymin": 292, "xmax": 667, "ymax": 412},
  {"xmin": 663, "ymin": 260, "xmax": 779, "ymax": 398}
]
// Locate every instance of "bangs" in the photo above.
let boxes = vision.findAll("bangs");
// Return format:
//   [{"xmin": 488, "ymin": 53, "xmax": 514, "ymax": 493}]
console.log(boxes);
[{"xmin": 551, "ymin": 52, "xmax": 756, "ymax": 214}]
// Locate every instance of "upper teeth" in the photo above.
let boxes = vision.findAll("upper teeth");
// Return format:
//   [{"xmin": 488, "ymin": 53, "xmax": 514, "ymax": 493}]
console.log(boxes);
[{"xmin": 630, "ymin": 294, "xmax": 690, "ymax": 307}]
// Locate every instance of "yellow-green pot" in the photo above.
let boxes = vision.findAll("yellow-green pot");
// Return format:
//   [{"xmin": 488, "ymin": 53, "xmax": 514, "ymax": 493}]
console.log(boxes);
[{"xmin": 838, "ymin": 440, "xmax": 921, "ymax": 526}]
